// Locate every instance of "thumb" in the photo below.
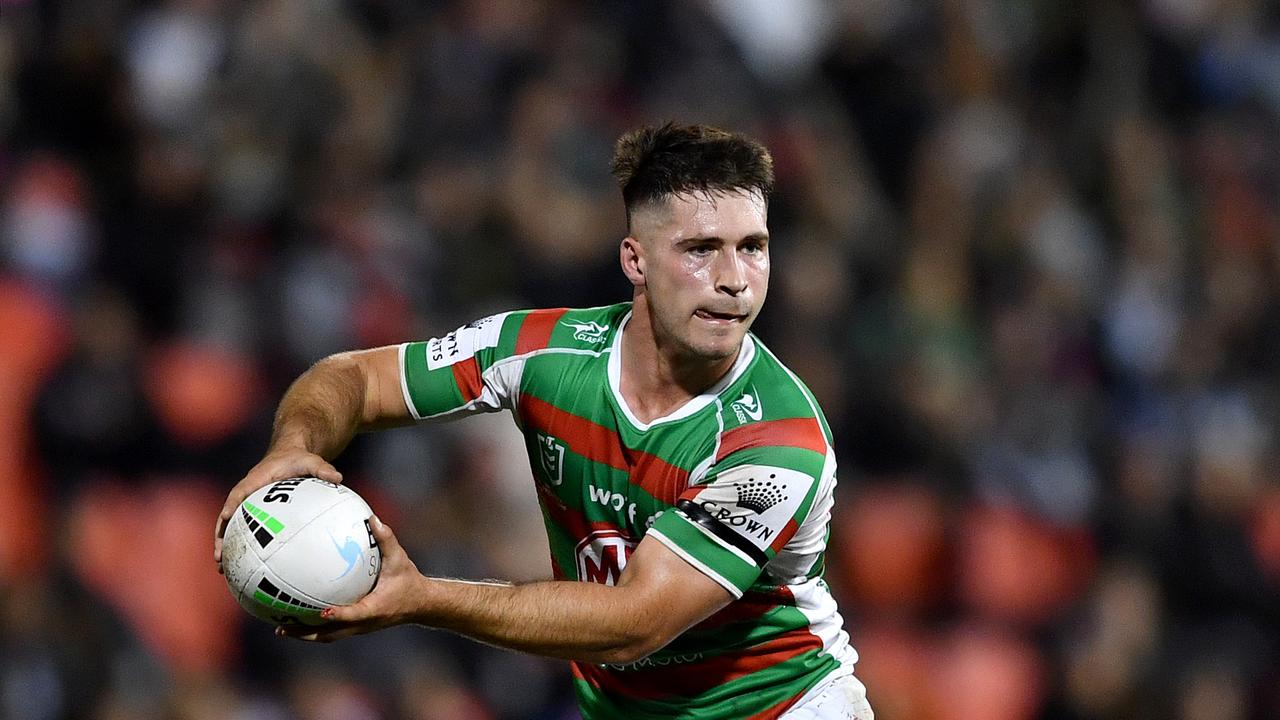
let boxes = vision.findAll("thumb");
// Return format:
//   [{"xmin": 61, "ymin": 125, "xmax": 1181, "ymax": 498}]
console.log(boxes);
[{"xmin": 370, "ymin": 514, "xmax": 398, "ymax": 549}]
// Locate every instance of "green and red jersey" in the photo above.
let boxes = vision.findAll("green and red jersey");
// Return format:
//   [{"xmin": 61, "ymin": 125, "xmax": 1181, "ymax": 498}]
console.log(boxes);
[{"xmin": 399, "ymin": 303, "xmax": 857, "ymax": 719}]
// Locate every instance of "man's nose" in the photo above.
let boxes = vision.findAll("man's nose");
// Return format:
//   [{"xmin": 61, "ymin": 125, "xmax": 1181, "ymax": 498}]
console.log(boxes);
[{"xmin": 716, "ymin": 252, "xmax": 748, "ymax": 295}]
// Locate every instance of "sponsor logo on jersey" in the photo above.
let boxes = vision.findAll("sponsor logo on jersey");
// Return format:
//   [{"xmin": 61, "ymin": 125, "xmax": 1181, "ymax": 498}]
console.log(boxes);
[
  {"xmin": 562, "ymin": 319, "xmax": 609, "ymax": 344},
  {"xmin": 691, "ymin": 466, "xmax": 808, "ymax": 548},
  {"xmin": 605, "ymin": 651, "xmax": 706, "ymax": 671},
  {"xmin": 465, "ymin": 314, "xmax": 500, "ymax": 331},
  {"xmin": 731, "ymin": 387, "xmax": 763, "ymax": 423},
  {"xmin": 695, "ymin": 499, "xmax": 778, "ymax": 543},
  {"xmin": 538, "ymin": 433, "xmax": 566, "ymax": 486},
  {"xmin": 575, "ymin": 530, "xmax": 637, "ymax": 586},
  {"xmin": 735, "ymin": 478, "xmax": 788, "ymax": 514},
  {"xmin": 426, "ymin": 313, "xmax": 507, "ymax": 370}
]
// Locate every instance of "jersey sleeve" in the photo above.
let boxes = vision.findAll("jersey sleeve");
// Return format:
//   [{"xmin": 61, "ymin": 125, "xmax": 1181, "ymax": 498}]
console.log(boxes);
[
  {"xmin": 399, "ymin": 311, "xmax": 523, "ymax": 420},
  {"xmin": 647, "ymin": 428, "xmax": 831, "ymax": 598}
]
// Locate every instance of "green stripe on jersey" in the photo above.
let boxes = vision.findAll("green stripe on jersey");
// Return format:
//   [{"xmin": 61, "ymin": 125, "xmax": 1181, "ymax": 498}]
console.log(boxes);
[
  {"xmin": 648, "ymin": 517, "xmax": 760, "ymax": 594},
  {"xmin": 402, "ymin": 341, "xmax": 465, "ymax": 416}
]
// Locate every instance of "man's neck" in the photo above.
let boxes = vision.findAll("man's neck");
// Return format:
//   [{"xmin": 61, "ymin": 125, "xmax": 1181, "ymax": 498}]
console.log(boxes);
[{"xmin": 618, "ymin": 300, "xmax": 740, "ymax": 424}]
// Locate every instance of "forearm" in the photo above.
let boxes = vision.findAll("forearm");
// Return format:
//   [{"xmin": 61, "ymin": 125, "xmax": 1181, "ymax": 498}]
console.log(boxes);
[
  {"xmin": 268, "ymin": 354, "xmax": 368, "ymax": 459},
  {"xmin": 413, "ymin": 577, "xmax": 660, "ymax": 664}
]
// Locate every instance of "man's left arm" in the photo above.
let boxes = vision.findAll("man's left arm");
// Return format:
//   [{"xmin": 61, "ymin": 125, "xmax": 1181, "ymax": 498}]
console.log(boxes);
[{"xmin": 280, "ymin": 515, "xmax": 734, "ymax": 665}]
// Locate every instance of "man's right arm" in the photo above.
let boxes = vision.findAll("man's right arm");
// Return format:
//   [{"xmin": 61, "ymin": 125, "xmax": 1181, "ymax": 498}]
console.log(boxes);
[{"xmin": 213, "ymin": 346, "xmax": 408, "ymax": 566}]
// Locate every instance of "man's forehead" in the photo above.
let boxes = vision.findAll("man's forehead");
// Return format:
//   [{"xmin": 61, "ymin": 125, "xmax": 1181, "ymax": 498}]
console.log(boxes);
[{"xmin": 632, "ymin": 189, "xmax": 767, "ymax": 238}]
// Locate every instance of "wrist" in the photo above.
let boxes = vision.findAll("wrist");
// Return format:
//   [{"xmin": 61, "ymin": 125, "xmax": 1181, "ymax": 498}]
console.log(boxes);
[
  {"xmin": 266, "ymin": 432, "xmax": 315, "ymax": 457},
  {"xmin": 403, "ymin": 574, "xmax": 445, "ymax": 626}
]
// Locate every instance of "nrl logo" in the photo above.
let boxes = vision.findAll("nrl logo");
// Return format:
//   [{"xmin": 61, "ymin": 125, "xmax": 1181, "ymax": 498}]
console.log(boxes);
[
  {"xmin": 562, "ymin": 320, "xmax": 609, "ymax": 344},
  {"xmin": 731, "ymin": 388, "xmax": 763, "ymax": 423},
  {"xmin": 538, "ymin": 433, "xmax": 566, "ymax": 486}
]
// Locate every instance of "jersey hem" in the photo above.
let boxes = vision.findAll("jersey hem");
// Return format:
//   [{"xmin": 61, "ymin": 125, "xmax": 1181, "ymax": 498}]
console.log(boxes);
[{"xmin": 398, "ymin": 342, "xmax": 423, "ymax": 420}]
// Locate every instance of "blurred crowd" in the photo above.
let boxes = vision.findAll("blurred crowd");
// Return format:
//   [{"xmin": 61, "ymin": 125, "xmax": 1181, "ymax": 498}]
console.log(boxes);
[{"xmin": 3, "ymin": 0, "xmax": 1280, "ymax": 718}]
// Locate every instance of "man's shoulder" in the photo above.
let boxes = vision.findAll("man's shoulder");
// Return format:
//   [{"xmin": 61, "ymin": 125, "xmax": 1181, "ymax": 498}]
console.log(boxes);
[
  {"xmin": 498, "ymin": 303, "xmax": 629, "ymax": 357},
  {"xmin": 729, "ymin": 336, "xmax": 827, "ymax": 426},
  {"xmin": 708, "ymin": 336, "xmax": 835, "ymax": 476}
]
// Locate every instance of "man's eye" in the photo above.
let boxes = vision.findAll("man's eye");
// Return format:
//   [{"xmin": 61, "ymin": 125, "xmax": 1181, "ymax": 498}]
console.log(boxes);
[{"xmin": 689, "ymin": 245, "xmax": 714, "ymax": 255}]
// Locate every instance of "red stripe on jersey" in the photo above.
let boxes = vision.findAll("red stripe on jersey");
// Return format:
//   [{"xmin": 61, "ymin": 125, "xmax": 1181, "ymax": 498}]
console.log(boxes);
[
  {"xmin": 770, "ymin": 518, "xmax": 800, "ymax": 554},
  {"xmin": 451, "ymin": 356, "xmax": 484, "ymax": 402},
  {"xmin": 744, "ymin": 686, "xmax": 810, "ymax": 720},
  {"xmin": 515, "ymin": 308, "xmax": 568, "ymax": 355},
  {"xmin": 521, "ymin": 395, "xmax": 689, "ymax": 503},
  {"xmin": 535, "ymin": 484, "xmax": 628, "ymax": 542},
  {"xmin": 571, "ymin": 662, "xmax": 599, "ymax": 687},
  {"xmin": 716, "ymin": 417, "xmax": 827, "ymax": 462},
  {"xmin": 572, "ymin": 627, "xmax": 823, "ymax": 701}
]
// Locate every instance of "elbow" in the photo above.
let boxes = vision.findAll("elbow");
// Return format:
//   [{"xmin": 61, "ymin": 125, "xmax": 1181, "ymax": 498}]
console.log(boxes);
[{"xmin": 595, "ymin": 630, "xmax": 672, "ymax": 666}]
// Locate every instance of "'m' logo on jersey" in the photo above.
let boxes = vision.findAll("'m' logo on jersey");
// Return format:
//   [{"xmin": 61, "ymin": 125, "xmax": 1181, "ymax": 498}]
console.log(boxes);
[
  {"xmin": 735, "ymin": 476, "xmax": 788, "ymax": 514},
  {"xmin": 731, "ymin": 388, "xmax": 763, "ymax": 423},
  {"xmin": 562, "ymin": 320, "xmax": 609, "ymax": 344},
  {"xmin": 575, "ymin": 530, "xmax": 637, "ymax": 586},
  {"xmin": 538, "ymin": 433, "xmax": 566, "ymax": 486}
]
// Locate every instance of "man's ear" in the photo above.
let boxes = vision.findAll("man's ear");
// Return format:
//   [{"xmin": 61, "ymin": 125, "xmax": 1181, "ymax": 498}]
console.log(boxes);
[{"xmin": 620, "ymin": 236, "xmax": 645, "ymax": 286}]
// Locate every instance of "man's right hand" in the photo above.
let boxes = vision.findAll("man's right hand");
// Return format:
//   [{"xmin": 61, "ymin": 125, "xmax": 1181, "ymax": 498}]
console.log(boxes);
[{"xmin": 214, "ymin": 449, "xmax": 343, "ymax": 571}]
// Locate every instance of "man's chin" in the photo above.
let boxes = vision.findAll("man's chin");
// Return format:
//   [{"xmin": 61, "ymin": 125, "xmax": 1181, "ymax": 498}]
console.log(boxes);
[{"xmin": 683, "ymin": 331, "xmax": 747, "ymax": 363}]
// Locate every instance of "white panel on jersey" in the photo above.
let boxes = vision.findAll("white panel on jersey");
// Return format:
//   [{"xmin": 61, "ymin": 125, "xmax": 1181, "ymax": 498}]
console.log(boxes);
[
  {"xmin": 425, "ymin": 312, "xmax": 508, "ymax": 371},
  {"xmin": 790, "ymin": 576, "xmax": 858, "ymax": 665},
  {"xmin": 692, "ymin": 464, "xmax": 811, "ymax": 553}
]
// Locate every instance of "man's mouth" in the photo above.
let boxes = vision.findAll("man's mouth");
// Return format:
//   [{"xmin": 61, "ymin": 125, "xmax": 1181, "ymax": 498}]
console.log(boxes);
[{"xmin": 695, "ymin": 309, "xmax": 747, "ymax": 323}]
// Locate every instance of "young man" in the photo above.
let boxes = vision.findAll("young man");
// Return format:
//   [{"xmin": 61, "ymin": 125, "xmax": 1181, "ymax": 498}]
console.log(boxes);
[{"xmin": 215, "ymin": 123, "xmax": 872, "ymax": 719}]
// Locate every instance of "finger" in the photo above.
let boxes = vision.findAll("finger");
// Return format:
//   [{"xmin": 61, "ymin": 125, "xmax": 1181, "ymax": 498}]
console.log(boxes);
[
  {"xmin": 215, "ymin": 487, "xmax": 246, "ymax": 539},
  {"xmin": 214, "ymin": 505, "xmax": 235, "ymax": 567},
  {"xmin": 310, "ymin": 461, "xmax": 343, "ymax": 484},
  {"xmin": 277, "ymin": 622, "xmax": 362, "ymax": 643},
  {"xmin": 320, "ymin": 599, "xmax": 372, "ymax": 624},
  {"xmin": 215, "ymin": 505, "xmax": 232, "ymax": 540},
  {"xmin": 287, "ymin": 456, "xmax": 342, "ymax": 485}
]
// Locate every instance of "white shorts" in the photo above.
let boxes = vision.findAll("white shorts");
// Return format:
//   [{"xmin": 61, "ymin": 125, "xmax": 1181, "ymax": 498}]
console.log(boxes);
[{"xmin": 781, "ymin": 673, "xmax": 874, "ymax": 719}]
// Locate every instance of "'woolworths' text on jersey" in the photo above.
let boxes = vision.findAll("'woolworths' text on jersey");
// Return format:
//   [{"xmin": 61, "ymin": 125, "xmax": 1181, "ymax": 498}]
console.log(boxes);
[{"xmin": 398, "ymin": 303, "xmax": 858, "ymax": 719}]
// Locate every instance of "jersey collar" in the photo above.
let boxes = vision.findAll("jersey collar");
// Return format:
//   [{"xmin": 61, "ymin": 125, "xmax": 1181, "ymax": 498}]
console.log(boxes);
[{"xmin": 606, "ymin": 310, "xmax": 756, "ymax": 431}]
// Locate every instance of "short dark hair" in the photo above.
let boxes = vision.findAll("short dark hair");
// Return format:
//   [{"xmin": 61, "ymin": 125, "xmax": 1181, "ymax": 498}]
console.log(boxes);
[{"xmin": 610, "ymin": 122, "xmax": 775, "ymax": 229}]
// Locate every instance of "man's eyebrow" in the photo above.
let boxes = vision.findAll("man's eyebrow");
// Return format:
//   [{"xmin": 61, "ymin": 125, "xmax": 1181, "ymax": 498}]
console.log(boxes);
[{"xmin": 676, "ymin": 233, "xmax": 770, "ymax": 245}]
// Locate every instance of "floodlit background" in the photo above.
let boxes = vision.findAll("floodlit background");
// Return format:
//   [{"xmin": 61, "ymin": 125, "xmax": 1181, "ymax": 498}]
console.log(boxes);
[{"xmin": 3, "ymin": 1, "xmax": 1280, "ymax": 718}]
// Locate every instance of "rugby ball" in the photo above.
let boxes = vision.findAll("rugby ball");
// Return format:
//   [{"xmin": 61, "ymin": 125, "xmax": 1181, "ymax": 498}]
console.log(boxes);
[{"xmin": 221, "ymin": 477, "xmax": 381, "ymax": 625}]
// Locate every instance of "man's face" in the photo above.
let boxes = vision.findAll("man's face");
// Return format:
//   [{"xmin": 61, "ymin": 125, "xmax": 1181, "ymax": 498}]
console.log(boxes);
[{"xmin": 627, "ymin": 189, "xmax": 770, "ymax": 362}]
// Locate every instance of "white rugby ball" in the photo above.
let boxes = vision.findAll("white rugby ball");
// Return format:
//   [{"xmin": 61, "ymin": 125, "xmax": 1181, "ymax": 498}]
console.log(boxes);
[{"xmin": 221, "ymin": 477, "xmax": 381, "ymax": 625}]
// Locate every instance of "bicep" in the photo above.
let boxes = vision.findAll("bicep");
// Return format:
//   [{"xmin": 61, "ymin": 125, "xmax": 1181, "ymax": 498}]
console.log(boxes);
[
  {"xmin": 613, "ymin": 535, "xmax": 735, "ymax": 652},
  {"xmin": 340, "ymin": 345, "xmax": 414, "ymax": 429}
]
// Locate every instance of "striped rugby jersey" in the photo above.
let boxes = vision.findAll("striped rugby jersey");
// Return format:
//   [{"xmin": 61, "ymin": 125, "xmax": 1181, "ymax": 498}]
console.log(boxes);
[{"xmin": 398, "ymin": 302, "xmax": 857, "ymax": 719}]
